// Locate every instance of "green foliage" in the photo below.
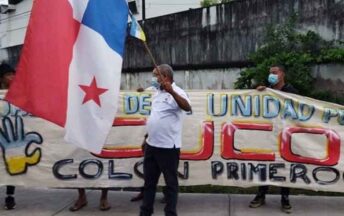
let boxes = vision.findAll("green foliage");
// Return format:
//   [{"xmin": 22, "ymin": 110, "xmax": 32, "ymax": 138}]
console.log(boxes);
[
  {"xmin": 234, "ymin": 15, "xmax": 344, "ymax": 102},
  {"xmin": 310, "ymin": 90, "xmax": 344, "ymax": 105},
  {"xmin": 200, "ymin": 0, "xmax": 232, "ymax": 7},
  {"xmin": 317, "ymin": 48, "xmax": 344, "ymax": 63},
  {"xmin": 200, "ymin": 0, "xmax": 218, "ymax": 7},
  {"xmin": 221, "ymin": 0, "xmax": 232, "ymax": 3}
]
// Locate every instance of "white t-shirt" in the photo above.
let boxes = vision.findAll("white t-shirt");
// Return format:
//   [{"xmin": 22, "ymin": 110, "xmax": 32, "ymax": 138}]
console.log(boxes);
[{"xmin": 146, "ymin": 83, "xmax": 190, "ymax": 149}]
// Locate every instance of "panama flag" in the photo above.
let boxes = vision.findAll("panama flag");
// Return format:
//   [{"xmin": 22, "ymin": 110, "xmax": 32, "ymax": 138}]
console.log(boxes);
[{"xmin": 5, "ymin": 0, "xmax": 128, "ymax": 153}]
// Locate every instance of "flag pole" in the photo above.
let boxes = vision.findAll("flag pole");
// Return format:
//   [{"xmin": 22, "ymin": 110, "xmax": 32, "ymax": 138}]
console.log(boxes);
[
  {"xmin": 143, "ymin": 41, "xmax": 158, "ymax": 68},
  {"xmin": 143, "ymin": 41, "xmax": 163, "ymax": 77},
  {"xmin": 128, "ymin": 11, "xmax": 162, "ymax": 76}
]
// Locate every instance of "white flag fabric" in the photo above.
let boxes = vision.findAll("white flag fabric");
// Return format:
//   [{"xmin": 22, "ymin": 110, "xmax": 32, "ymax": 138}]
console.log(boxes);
[{"xmin": 6, "ymin": 0, "xmax": 129, "ymax": 154}]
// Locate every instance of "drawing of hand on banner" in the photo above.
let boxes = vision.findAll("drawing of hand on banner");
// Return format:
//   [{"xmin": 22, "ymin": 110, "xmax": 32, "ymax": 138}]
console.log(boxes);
[{"xmin": 0, "ymin": 116, "xmax": 43, "ymax": 175}]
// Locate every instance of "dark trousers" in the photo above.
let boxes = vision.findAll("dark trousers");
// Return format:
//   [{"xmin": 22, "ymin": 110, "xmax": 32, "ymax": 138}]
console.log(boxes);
[
  {"xmin": 6, "ymin": 186, "xmax": 15, "ymax": 195},
  {"xmin": 258, "ymin": 186, "xmax": 289, "ymax": 199},
  {"xmin": 140, "ymin": 145, "xmax": 180, "ymax": 216}
]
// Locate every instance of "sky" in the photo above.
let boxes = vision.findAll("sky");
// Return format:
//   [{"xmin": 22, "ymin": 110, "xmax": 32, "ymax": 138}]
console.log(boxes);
[{"xmin": 135, "ymin": 0, "xmax": 202, "ymax": 19}]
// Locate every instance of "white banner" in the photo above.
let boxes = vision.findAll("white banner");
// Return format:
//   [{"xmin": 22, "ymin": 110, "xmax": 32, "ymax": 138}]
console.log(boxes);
[{"xmin": 0, "ymin": 89, "xmax": 344, "ymax": 192}]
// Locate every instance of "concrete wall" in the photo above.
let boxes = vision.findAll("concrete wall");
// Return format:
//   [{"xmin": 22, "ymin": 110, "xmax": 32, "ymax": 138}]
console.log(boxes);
[
  {"xmin": 120, "ymin": 68, "xmax": 243, "ymax": 90},
  {"xmin": 313, "ymin": 64, "xmax": 344, "ymax": 98},
  {"xmin": 121, "ymin": 64, "xmax": 344, "ymax": 100},
  {"xmin": 123, "ymin": 0, "xmax": 344, "ymax": 71}
]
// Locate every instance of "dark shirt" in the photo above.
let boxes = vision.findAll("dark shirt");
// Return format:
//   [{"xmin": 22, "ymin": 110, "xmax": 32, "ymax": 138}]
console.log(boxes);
[{"xmin": 280, "ymin": 83, "xmax": 298, "ymax": 94}]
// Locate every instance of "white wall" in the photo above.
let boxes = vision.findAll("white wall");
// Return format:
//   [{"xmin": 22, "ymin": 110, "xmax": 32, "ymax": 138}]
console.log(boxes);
[
  {"xmin": 120, "ymin": 65, "xmax": 344, "ymax": 101},
  {"xmin": 120, "ymin": 68, "xmax": 243, "ymax": 90},
  {"xmin": 0, "ymin": 0, "xmax": 32, "ymax": 49}
]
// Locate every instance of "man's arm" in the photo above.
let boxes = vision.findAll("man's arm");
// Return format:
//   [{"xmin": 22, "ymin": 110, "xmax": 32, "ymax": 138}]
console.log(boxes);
[
  {"xmin": 169, "ymin": 90, "xmax": 192, "ymax": 112},
  {"xmin": 161, "ymin": 81, "xmax": 192, "ymax": 112}
]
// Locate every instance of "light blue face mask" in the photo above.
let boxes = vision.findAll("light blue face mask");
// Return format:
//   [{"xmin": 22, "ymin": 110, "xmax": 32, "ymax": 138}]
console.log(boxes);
[
  {"xmin": 268, "ymin": 74, "xmax": 279, "ymax": 86},
  {"xmin": 151, "ymin": 77, "xmax": 160, "ymax": 89}
]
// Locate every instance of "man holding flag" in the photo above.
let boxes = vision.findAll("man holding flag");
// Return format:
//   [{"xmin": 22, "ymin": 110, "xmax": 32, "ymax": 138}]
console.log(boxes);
[{"xmin": 140, "ymin": 65, "xmax": 191, "ymax": 216}]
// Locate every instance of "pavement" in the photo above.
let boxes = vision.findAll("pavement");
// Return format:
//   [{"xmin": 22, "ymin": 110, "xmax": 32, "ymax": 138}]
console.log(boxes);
[{"xmin": 0, "ymin": 187, "xmax": 343, "ymax": 216}]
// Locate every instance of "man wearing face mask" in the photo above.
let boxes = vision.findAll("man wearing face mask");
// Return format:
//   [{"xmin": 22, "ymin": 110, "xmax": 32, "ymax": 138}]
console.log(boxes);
[
  {"xmin": 139, "ymin": 64, "xmax": 191, "ymax": 216},
  {"xmin": 256, "ymin": 65, "xmax": 298, "ymax": 94},
  {"xmin": 250, "ymin": 65, "xmax": 298, "ymax": 214}
]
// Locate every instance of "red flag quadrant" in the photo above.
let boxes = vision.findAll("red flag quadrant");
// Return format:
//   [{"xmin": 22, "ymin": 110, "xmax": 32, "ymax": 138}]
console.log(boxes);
[{"xmin": 5, "ymin": 0, "xmax": 129, "ymax": 153}]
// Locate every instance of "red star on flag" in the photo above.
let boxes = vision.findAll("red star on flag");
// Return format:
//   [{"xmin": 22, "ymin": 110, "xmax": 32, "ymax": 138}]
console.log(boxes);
[{"xmin": 79, "ymin": 77, "xmax": 108, "ymax": 107}]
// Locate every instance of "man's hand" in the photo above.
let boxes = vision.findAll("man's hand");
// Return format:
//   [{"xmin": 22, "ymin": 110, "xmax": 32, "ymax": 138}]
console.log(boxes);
[
  {"xmin": 160, "ymin": 80, "xmax": 173, "ymax": 94},
  {"xmin": 160, "ymin": 78, "xmax": 191, "ymax": 112},
  {"xmin": 256, "ymin": 85, "xmax": 267, "ymax": 91},
  {"xmin": 136, "ymin": 87, "xmax": 145, "ymax": 92}
]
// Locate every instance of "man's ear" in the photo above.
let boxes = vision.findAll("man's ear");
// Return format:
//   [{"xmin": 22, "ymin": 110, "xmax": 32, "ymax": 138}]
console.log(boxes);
[{"xmin": 281, "ymin": 72, "xmax": 286, "ymax": 79}]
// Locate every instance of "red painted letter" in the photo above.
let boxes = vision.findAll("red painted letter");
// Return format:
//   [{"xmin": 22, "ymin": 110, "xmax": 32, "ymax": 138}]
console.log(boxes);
[
  {"xmin": 221, "ymin": 122, "xmax": 275, "ymax": 161},
  {"xmin": 280, "ymin": 127, "xmax": 341, "ymax": 166}
]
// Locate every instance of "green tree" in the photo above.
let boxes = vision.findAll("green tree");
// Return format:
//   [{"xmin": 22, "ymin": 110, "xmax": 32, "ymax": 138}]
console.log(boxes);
[
  {"xmin": 234, "ymin": 15, "xmax": 344, "ymax": 103},
  {"xmin": 200, "ymin": 0, "xmax": 218, "ymax": 7},
  {"xmin": 200, "ymin": 0, "xmax": 232, "ymax": 7}
]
